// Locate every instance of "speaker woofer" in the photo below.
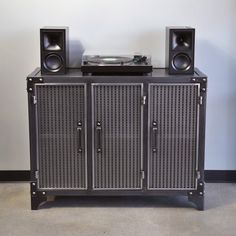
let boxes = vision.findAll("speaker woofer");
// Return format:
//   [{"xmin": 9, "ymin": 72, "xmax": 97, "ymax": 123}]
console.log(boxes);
[
  {"xmin": 44, "ymin": 54, "xmax": 63, "ymax": 72},
  {"xmin": 173, "ymin": 53, "xmax": 191, "ymax": 71}
]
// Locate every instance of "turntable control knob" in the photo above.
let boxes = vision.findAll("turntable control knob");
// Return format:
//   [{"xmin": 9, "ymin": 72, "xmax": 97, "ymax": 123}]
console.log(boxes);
[
  {"xmin": 142, "ymin": 56, "xmax": 147, "ymax": 63},
  {"xmin": 133, "ymin": 55, "xmax": 142, "ymax": 62},
  {"xmin": 133, "ymin": 55, "xmax": 147, "ymax": 64}
]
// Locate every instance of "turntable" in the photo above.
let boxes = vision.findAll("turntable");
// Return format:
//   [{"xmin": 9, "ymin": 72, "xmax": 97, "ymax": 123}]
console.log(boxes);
[{"xmin": 81, "ymin": 55, "xmax": 153, "ymax": 75}]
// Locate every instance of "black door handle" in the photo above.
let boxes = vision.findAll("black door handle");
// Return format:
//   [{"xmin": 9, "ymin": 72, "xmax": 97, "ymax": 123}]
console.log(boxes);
[
  {"xmin": 77, "ymin": 122, "xmax": 82, "ymax": 153},
  {"xmin": 96, "ymin": 121, "xmax": 102, "ymax": 153},
  {"xmin": 152, "ymin": 121, "xmax": 157, "ymax": 153}
]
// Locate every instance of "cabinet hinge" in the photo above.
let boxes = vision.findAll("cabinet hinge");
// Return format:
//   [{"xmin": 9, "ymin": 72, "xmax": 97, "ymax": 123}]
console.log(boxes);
[
  {"xmin": 141, "ymin": 96, "xmax": 146, "ymax": 105},
  {"xmin": 32, "ymin": 96, "xmax": 37, "ymax": 104},
  {"xmin": 35, "ymin": 171, "xmax": 39, "ymax": 179},
  {"xmin": 199, "ymin": 96, "xmax": 203, "ymax": 105},
  {"xmin": 196, "ymin": 171, "xmax": 201, "ymax": 179},
  {"xmin": 140, "ymin": 170, "xmax": 145, "ymax": 179}
]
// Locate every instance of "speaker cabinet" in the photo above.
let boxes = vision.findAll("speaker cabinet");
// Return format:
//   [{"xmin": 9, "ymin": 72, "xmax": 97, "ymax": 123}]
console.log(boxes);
[
  {"xmin": 40, "ymin": 27, "xmax": 69, "ymax": 75},
  {"xmin": 166, "ymin": 27, "xmax": 195, "ymax": 75}
]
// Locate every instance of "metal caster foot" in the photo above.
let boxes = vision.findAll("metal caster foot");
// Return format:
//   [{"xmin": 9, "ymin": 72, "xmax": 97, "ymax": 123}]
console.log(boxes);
[
  {"xmin": 31, "ymin": 182, "xmax": 47, "ymax": 210},
  {"xmin": 188, "ymin": 195, "xmax": 204, "ymax": 211}
]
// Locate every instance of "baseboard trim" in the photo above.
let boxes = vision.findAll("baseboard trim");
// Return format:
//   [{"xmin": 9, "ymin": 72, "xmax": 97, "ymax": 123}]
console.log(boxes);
[
  {"xmin": 204, "ymin": 170, "xmax": 236, "ymax": 183},
  {"xmin": 0, "ymin": 171, "xmax": 30, "ymax": 182},
  {"xmin": 0, "ymin": 170, "xmax": 236, "ymax": 183}
]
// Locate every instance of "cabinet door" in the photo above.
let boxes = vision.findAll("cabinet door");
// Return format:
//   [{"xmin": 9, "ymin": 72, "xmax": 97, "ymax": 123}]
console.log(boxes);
[
  {"xmin": 148, "ymin": 84, "xmax": 200, "ymax": 190},
  {"xmin": 92, "ymin": 84, "xmax": 144, "ymax": 190},
  {"xmin": 35, "ymin": 84, "xmax": 87, "ymax": 190}
]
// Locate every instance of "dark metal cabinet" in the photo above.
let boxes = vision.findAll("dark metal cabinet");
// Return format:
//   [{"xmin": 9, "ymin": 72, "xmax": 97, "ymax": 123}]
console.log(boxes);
[{"xmin": 27, "ymin": 68, "xmax": 207, "ymax": 210}]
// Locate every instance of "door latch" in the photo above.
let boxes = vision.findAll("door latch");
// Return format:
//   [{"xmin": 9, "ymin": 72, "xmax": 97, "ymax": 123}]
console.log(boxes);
[
  {"xmin": 35, "ymin": 171, "xmax": 39, "ymax": 179},
  {"xmin": 141, "ymin": 96, "xmax": 146, "ymax": 105},
  {"xmin": 140, "ymin": 170, "xmax": 145, "ymax": 179},
  {"xmin": 32, "ymin": 96, "xmax": 37, "ymax": 104}
]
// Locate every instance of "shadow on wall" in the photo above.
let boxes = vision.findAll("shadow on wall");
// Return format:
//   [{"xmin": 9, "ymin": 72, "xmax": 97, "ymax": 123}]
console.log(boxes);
[
  {"xmin": 197, "ymin": 40, "xmax": 236, "ymax": 169},
  {"xmin": 69, "ymin": 39, "xmax": 85, "ymax": 68},
  {"xmin": 126, "ymin": 30, "xmax": 165, "ymax": 67}
]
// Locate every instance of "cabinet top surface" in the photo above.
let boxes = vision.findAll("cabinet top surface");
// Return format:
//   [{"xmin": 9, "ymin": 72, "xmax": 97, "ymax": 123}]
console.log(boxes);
[{"xmin": 28, "ymin": 68, "xmax": 207, "ymax": 79}]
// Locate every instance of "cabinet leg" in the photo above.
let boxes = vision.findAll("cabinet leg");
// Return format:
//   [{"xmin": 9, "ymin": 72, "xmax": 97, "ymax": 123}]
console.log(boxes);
[
  {"xmin": 30, "ymin": 182, "xmax": 47, "ymax": 210},
  {"xmin": 31, "ymin": 194, "xmax": 47, "ymax": 210},
  {"xmin": 188, "ymin": 196, "xmax": 204, "ymax": 211}
]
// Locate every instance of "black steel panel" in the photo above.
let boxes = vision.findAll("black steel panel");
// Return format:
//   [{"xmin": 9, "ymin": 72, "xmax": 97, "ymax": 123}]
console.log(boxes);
[
  {"xmin": 35, "ymin": 84, "xmax": 87, "ymax": 189},
  {"xmin": 92, "ymin": 84, "xmax": 143, "ymax": 189},
  {"xmin": 148, "ymin": 84, "xmax": 199, "ymax": 189}
]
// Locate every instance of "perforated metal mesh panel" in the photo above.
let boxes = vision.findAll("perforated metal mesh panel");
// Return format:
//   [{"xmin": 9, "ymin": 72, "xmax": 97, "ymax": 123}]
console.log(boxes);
[
  {"xmin": 92, "ymin": 84, "xmax": 143, "ymax": 189},
  {"xmin": 148, "ymin": 84, "xmax": 199, "ymax": 190},
  {"xmin": 35, "ymin": 84, "xmax": 87, "ymax": 189}
]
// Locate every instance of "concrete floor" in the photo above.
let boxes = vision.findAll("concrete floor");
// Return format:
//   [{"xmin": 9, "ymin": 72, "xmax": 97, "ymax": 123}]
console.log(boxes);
[{"xmin": 0, "ymin": 183, "xmax": 236, "ymax": 236}]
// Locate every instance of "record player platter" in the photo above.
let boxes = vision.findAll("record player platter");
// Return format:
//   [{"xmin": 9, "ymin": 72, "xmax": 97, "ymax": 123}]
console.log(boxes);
[
  {"xmin": 86, "ymin": 56, "xmax": 133, "ymax": 65},
  {"xmin": 81, "ymin": 54, "xmax": 153, "ymax": 75}
]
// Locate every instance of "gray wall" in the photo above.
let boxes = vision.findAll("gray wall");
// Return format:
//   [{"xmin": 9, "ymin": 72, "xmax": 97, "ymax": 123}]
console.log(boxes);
[{"xmin": 0, "ymin": 0, "xmax": 236, "ymax": 170}]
